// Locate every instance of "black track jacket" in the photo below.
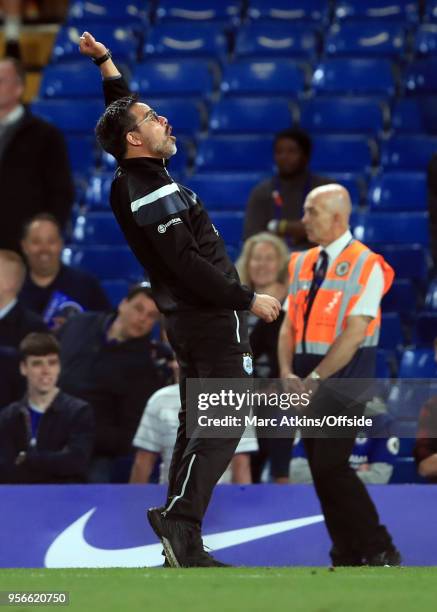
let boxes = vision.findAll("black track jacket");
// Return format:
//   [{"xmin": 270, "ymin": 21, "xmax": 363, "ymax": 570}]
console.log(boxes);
[{"xmin": 103, "ymin": 76, "xmax": 254, "ymax": 315}]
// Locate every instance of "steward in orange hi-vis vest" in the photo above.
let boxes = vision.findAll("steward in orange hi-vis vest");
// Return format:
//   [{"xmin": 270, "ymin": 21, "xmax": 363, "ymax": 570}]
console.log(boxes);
[{"xmin": 287, "ymin": 239, "xmax": 394, "ymax": 371}]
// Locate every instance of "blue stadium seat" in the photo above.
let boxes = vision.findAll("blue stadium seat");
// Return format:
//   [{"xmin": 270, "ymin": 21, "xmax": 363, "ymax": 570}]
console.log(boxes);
[
  {"xmin": 353, "ymin": 212, "xmax": 429, "ymax": 245},
  {"xmin": 414, "ymin": 313, "xmax": 437, "ymax": 346},
  {"xmin": 155, "ymin": 0, "xmax": 242, "ymax": 23},
  {"xmin": 371, "ymin": 244, "xmax": 429, "ymax": 280},
  {"xmin": 392, "ymin": 98, "xmax": 437, "ymax": 134},
  {"xmin": 209, "ymin": 98, "xmax": 292, "ymax": 134},
  {"xmin": 387, "ymin": 381, "xmax": 425, "ymax": 424},
  {"xmin": 234, "ymin": 23, "xmax": 319, "ymax": 59},
  {"xmin": 207, "ymin": 211, "xmax": 244, "ymax": 245},
  {"xmin": 40, "ymin": 62, "xmax": 103, "ymax": 98},
  {"xmin": 221, "ymin": 59, "xmax": 306, "ymax": 96},
  {"xmin": 299, "ymin": 98, "xmax": 386, "ymax": 134},
  {"xmin": 368, "ymin": 172, "xmax": 427, "ymax": 211},
  {"xmin": 414, "ymin": 24, "xmax": 437, "ymax": 57},
  {"xmin": 101, "ymin": 279, "xmax": 130, "ymax": 307},
  {"xmin": 379, "ymin": 312, "xmax": 404, "ymax": 349},
  {"xmin": 144, "ymin": 23, "xmax": 228, "ymax": 62},
  {"xmin": 145, "ymin": 98, "xmax": 206, "ymax": 134},
  {"xmin": 310, "ymin": 135, "xmax": 375, "ymax": 172},
  {"xmin": 382, "ymin": 279, "xmax": 417, "ymax": 317},
  {"xmin": 326, "ymin": 21, "xmax": 406, "ymax": 58},
  {"xmin": 66, "ymin": 135, "xmax": 97, "ymax": 174},
  {"xmin": 195, "ymin": 135, "xmax": 274, "ymax": 172},
  {"xmin": 380, "ymin": 135, "xmax": 437, "ymax": 170},
  {"xmin": 67, "ymin": 0, "xmax": 146, "ymax": 23},
  {"xmin": 85, "ymin": 172, "xmax": 113, "ymax": 210},
  {"xmin": 404, "ymin": 58, "xmax": 437, "ymax": 94},
  {"xmin": 398, "ymin": 348, "xmax": 437, "ymax": 378},
  {"xmin": 31, "ymin": 99, "xmax": 104, "ymax": 134},
  {"xmin": 316, "ymin": 172, "xmax": 365, "ymax": 206},
  {"xmin": 312, "ymin": 58, "xmax": 396, "ymax": 96},
  {"xmin": 131, "ymin": 60, "xmax": 217, "ymax": 97},
  {"xmin": 247, "ymin": 0, "xmax": 329, "ymax": 23},
  {"xmin": 335, "ymin": 0, "xmax": 419, "ymax": 22},
  {"xmin": 185, "ymin": 172, "xmax": 266, "ymax": 210},
  {"xmin": 72, "ymin": 212, "xmax": 126, "ymax": 245},
  {"xmin": 52, "ymin": 24, "xmax": 140, "ymax": 63},
  {"xmin": 425, "ymin": 0, "xmax": 437, "ymax": 22},
  {"xmin": 69, "ymin": 246, "xmax": 143, "ymax": 281},
  {"xmin": 375, "ymin": 348, "xmax": 392, "ymax": 378},
  {"xmin": 424, "ymin": 278, "xmax": 437, "ymax": 312}
]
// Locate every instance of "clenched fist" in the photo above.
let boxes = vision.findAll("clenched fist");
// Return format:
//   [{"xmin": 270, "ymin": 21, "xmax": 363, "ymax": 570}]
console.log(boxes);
[
  {"xmin": 79, "ymin": 31, "xmax": 107, "ymax": 59},
  {"xmin": 250, "ymin": 293, "xmax": 281, "ymax": 323}
]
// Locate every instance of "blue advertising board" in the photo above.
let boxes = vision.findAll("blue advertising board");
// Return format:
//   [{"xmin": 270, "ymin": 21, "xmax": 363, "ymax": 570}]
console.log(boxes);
[{"xmin": 0, "ymin": 484, "xmax": 435, "ymax": 568}]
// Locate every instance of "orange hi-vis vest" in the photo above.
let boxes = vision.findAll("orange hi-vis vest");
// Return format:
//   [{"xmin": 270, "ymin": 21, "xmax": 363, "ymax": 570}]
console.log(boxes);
[{"xmin": 287, "ymin": 240, "xmax": 394, "ymax": 355}]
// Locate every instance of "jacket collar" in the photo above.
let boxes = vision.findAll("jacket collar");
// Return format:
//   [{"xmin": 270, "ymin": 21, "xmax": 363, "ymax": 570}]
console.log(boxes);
[
  {"xmin": 20, "ymin": 389, "xmax": 63, "ymax": 414},
  {"xmin": 119, "ymin": 156, "xmax": 167, "ymax": 171}
]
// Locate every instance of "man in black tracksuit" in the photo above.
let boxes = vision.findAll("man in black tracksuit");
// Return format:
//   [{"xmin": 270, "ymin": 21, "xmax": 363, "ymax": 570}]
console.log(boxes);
[{"xmin": 79, "ymin": 32, "xmax": 280, "ymax": 567}]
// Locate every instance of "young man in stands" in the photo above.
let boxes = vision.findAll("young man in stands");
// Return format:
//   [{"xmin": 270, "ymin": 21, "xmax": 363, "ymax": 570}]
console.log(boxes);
[
  {"xmin": 0, "ymin": 332, "xmax": 94, "ymax": 483},
  {"xmin": 79, "ymin": 31, "xmax": 280, "ymax": 567}
]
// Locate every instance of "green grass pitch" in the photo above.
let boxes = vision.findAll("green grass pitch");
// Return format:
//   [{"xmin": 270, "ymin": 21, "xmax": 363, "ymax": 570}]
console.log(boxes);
[{"xmin": 0, "ymin": 568, "xmax": 436, "ymax": 612}]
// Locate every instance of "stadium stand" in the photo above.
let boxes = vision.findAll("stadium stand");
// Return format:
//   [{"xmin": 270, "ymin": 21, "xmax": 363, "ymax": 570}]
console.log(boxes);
[{"xmin": 24, "ymin": 0, "xmax": 437, "ymax": 486}]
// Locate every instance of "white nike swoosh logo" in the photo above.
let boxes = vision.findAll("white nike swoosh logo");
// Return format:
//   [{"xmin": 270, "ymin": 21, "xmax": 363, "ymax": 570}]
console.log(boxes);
[{"xmin": 44, "ymin": 509, "xmax": 324, "ymax": 568}]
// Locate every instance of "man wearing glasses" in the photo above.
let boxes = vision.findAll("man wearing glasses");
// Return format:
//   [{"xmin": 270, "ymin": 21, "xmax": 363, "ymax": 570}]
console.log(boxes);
[{"xmin": 79, "ymin": 32, "xmax": 280, "ymax": 568}]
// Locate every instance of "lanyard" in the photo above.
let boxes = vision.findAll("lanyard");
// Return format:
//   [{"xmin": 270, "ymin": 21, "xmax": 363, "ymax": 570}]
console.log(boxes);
[{"xmin": 271, "ymin": 173, "xmax": 314, "ymax": 222}]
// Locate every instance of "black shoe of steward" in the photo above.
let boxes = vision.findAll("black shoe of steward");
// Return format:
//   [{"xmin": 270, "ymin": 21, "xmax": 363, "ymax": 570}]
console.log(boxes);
[
  {"xmin": 147, "ymin": 507, "xmax": 232, "ymax": 568},
  {"xmin": 366, "ymin": 546, "xmax": 402, "ymax": 567}
]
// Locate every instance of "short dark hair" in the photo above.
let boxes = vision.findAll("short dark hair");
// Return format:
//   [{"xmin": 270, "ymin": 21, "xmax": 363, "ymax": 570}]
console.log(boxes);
[
  {"xmin": 125, "ymin": 281, "xmax": 155, "ymax": 303},
  {"xmin": 95, "ymin": 95, "xmax": 139, "ymax": 160},
  {"xmin": 22, "ymin": 212, "xmax": 62, "ymax": 240},
  {"xmin": 274, "ymin": 128, "xmax": 313, "ymax": 159},
  {"xmin": 3, "ymin": 57, "xmax": 26, "ymax": 84},
  {"xmin": 20, "ymin": 333, "xmax": 60, "ymax": 360}
]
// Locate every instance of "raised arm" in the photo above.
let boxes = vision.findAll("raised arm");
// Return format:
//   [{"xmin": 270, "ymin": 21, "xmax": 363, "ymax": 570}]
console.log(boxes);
[{"xmin": 79, "ymin": 30, "xmax": 130, "ymax": 105}]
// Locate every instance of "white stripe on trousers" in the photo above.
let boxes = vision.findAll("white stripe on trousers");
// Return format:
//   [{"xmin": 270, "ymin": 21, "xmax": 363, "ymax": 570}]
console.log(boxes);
[
  {"xmin": 234, "ymin": 310, "xmax": 240, "ymax": 343},
  {"xmin": 163, "ymin": 454, "xmax": 197, "ymax": 516}
]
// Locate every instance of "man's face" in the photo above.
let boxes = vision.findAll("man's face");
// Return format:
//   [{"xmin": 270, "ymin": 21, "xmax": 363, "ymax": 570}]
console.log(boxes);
[
  {"xmin": 302, "ymin": 195, "xmax": 336, "ymax": 246},
  {"xmin": 128, "ymin": 102, "xmax": 177, "ymax": 159},
  {"xmin": 274, "ymin": 138, "xmax": 307, "ymax": 177},
  {"xmin": 21, "ymin": 220, "xmax": 63, "ymax": 277},
  {"xmin": 117, "ymin": 293, "xmax": 160, "ymax": 339},
  {"xmin": 0, "ymin": 60, "xmax": 24, "ymax": 112},
  {"xmin": 20, "ymin": 354, "xmax": 61, "ymax": 396}
]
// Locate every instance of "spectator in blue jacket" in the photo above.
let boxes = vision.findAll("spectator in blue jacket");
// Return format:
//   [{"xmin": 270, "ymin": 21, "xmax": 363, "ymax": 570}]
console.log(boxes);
[{"xmin": 19, "ymin": 213, "xmax": 110, "ymax": 330}]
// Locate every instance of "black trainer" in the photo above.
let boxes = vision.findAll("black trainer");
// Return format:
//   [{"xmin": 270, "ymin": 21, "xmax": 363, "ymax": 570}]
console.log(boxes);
[
  {"xmin": 366, "ymin": 546, "xmax": 402, "ymax": 567},
  {"xmin": 147, "ymin": 507, "xmax": 231, "ymax": 568}
]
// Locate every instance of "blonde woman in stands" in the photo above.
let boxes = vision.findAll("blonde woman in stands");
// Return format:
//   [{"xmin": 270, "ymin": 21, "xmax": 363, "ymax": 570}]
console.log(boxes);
[{"xmin": 236, "ymin": 233, "xmax": 293, "ymax": 484}]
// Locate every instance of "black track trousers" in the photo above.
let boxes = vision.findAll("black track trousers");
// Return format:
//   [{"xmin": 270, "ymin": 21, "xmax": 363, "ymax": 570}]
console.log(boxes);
[{"xmin": 163, "ymin": 309, "xmax": 252, "ymax": 525}]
